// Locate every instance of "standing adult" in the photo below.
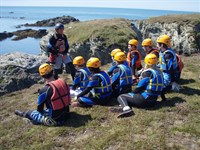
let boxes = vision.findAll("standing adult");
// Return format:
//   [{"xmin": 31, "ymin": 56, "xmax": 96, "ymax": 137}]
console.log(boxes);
[{"xmin": 47, "ymin": 23, "xmax": 76, "ymax": 80}]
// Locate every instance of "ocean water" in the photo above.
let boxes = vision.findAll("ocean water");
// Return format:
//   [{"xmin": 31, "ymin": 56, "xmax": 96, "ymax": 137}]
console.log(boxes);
[{"xmin": 0, "ymin": 6, "xmax": 197, "ymax": 55}]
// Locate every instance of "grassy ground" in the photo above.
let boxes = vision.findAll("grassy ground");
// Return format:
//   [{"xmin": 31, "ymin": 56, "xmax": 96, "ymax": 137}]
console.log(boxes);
[
  {"xmin": 142, "ymin": 14, "xmax": 200, "ymax": 25},
  {"xmin": 0, "ymin": 55, "xmax": 200, "ymax": 150}
]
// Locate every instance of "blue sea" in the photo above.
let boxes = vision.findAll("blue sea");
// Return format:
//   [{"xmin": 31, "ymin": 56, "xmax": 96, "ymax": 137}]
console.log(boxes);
[{"xmin": 0, "ymin": 6, "xmax": 197, "ymax": 55}]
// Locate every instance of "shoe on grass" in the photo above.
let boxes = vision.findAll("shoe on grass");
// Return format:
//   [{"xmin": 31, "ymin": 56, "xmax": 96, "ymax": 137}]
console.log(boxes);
[
  {"xmin": 117, "ymin": 109, "xmax": 134, "ymax": 118},
  {"xmin": 15, "ymin": 110, "xmax": 25, "ymax": 117}
]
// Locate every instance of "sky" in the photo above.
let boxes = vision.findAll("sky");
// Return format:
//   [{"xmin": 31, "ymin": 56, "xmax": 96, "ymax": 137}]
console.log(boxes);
[{"xmin": 1, "ymin": 0, "xmax": 200, "ymax": 12}]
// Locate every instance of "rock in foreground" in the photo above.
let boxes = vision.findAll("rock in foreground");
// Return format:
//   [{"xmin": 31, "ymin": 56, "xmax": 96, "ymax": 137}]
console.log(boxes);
[{"xmin": 0, "ymin": 52, "xmax": 48, "ymax": 96}]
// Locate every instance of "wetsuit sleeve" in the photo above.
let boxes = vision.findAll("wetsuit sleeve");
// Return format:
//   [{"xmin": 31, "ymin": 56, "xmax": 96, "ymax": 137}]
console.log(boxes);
[
  {"xmin": 164, "ymin": 52, "xmax": 175, "ymax": 82},
  {"xmin": 111, "ymin": 68, "xmax": 120, "ymax": 89},
  {"xmin": 133, "ymin": 71, "xmax": 152, "ymax": 94},
  {"xmin": 37, "ymin": 85, "xmax": 52, "ymax": 112},
  {"xmin": 130, "ymin": 52, "xmax": 138, "ymax": 75},
  {"xmin": 107, "ymin": 62, "xmax": 117, "ymax": 76},
  {"xmin": 77, "ymin": 75, "xmax": 99, "ymax": 98},
  {"xmin": 72, "ymin": 71, "xmax": 83, "ymax": 90}
]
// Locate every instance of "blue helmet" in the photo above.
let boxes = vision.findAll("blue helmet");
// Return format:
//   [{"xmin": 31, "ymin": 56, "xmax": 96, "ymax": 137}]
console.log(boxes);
[{"xmin": 55, "ymin": 23, "xmax": 64, "ymax": 30}]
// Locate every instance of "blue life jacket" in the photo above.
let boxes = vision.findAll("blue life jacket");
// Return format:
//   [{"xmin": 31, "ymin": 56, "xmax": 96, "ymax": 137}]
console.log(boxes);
[
  {"xmin": 108, "ymin": 61, "xmax": 129, "ymax": 75},
  {"xmin": 117, "ymin": 64, "xmax": 133, "ymax": 86},
  {"xmin": 79, "ymin": 68, "xmax": 91, "ymax": 90},
  {"xmin": 91, "ymin": 71, "xmax": 112, "ymax": 98},
  {"xmin": 144, "ymin": 68, "xmax": 164, "ymax": 96},
  {"xmin": 73, "ymin": 67, "xmax": 91, "ymax": 90},
  {"xmin": 159, "ymin": 48, "xmax": 178, "ymax": 72}
]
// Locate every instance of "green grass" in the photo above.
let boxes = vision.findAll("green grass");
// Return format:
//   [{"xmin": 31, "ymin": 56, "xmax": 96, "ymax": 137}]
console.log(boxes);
[
  {"xmin": 65, "ymin": 18, "xmax": 137, "ymax": 48},
  {"xmin": 0, "ymin": 55, "xmax": 200, "ymax": 149},
  {"xmin": 142, "ymin": 14, "xmax": 200, "ymax": 25}
]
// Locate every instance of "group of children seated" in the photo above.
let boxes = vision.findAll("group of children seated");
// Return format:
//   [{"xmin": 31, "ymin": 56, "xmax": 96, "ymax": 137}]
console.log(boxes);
[{"xmin": 15, "ymin": 35, "xmax": 183, "ymax": 125}]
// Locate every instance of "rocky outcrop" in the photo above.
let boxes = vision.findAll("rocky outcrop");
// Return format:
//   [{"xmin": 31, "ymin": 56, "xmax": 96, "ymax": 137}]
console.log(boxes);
[
  {"xmin": 137, "ymin": 14, "xmax": 200, "ymax": 54},
  {"xmin": 0, "ymin": 32, "xmax": 13, "ymax": 41},
  {"xmin": 0, "ymin": 53, "xmax": 48, "ymax": 96},
  {"xmin": 12, "ymin": 29, "xmax": 47, "ymax": 41},
  {"xmin": 23, "ymin": 15, "xmax": 79, "ymax": 27},
  {"xmin": 0, "ymin": 29, "xmax": 47, "ymax": 41}
]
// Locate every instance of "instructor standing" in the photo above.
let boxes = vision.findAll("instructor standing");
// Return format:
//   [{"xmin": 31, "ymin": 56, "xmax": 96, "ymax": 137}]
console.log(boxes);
[{"xmin": 47, "ymin": 23, "xmax": 76, "ymax": 80}]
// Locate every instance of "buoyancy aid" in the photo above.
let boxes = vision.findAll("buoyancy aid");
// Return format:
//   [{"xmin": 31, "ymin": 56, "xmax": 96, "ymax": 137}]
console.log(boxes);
[
  {"xmin": 92, "ymin": 71, "xmax": 112, "ymax": 97},
  {"xmin": 48, "ymin": 79, "xmax": 71, "ymax": 111},
  {"xmin": 79, "ymin": 68, "xmax": 91, "ymax": 90},
  {"xmin": 127, "ymin": 50, "xmax": 142, "ymax": 68},
  {"xmin": 117, "ymin": 64, "xmax": 133, "ymax": 86},
  {"xmin": 143, "ymin": 68, "xmax": 164, "ymax": 96},
  {"xmin": 53, "ymin": 33, "xmax": 65, "ymax": 53},
  {"xmin": 159, "ymin": 48, "xmax": 178, "ymax": 71}
]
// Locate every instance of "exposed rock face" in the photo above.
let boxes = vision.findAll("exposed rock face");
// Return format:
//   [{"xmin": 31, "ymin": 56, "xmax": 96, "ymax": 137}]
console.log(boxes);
[
  {"xmin": 23, "ymin": 15, "xmax": 79, "ymax": 27},
  {"xmin": 137, "ymin": 14, "xmax": 200, "ymax": 54},
  {"xmin": 0, "ymin": 53, "xmax": 48, "ymax": 96}
]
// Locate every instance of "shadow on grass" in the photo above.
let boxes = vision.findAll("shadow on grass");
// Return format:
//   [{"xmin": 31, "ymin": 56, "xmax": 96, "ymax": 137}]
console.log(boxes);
[
  {"xmin": 178, "ymin": 78, "xmax": 195, "ymax": 85},
  {"xmin": 63, "ymin": 112, "xmax": 92, "ymax": 127},
  {"xmin": 147, "ymin": 97, "xmax": 186, "ymax": 110},
  {"xmin": 179, "ymin": 86, "xmax": 200, "ymax": 96},
  {"xmin": 106, "ymin": 97, "xmax": 119, "ymax": 106}
]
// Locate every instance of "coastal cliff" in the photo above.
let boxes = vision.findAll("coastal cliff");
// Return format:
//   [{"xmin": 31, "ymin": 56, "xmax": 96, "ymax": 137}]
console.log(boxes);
[{"xmin": 137, "ymin": 14, "xmax": 200, "ymax": 54}]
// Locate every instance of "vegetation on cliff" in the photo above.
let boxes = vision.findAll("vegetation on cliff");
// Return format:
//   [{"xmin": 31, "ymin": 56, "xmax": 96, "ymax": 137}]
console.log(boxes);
[
  {"xmin": 142, "ymin": 14, "xmax": 200, "ymax": 25},
  {"xmin": 65, "ymin": 18, "xmax": 137, "ymax": 48}
]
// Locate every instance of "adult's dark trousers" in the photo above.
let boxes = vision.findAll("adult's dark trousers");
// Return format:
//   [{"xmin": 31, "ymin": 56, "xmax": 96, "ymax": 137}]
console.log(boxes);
[
  {"xmin": 65, "ymin": 62, "xmax": 76, "ymax": 80},
  {"xmin": 117, "ymin": 93, "xmax": 157, "ymax": 108}
]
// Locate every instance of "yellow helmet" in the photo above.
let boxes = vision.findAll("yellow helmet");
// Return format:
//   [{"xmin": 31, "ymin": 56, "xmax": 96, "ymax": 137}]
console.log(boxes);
[
  {"xmin": 39, "ymin": 63, "xmax": 52, "ymax": 76},
  {"xmin": 144, "ymin": 54, "xmax": 158, "ymax": 65},
  {"xmin": 73, "ymin": 56, "xmax": 85, "ymax": 65},
  {"xmin": 156, "ymin": 35, "xmax": 171, "ymax": 47},
  {"xmin": 114, "ymin": 52, "xmax": 126, "ymax": 62},
  {"xmin": 86, "ymin": 57, "xmax": 101, "ymax": 68},
  {"xmin": 128, "ymin": 39, "xmax": 138, "ymax": 47},
  {"xmin": 142, "ymin": 38, "xmax": 153, "ymax": 47},
  {"xmin": 111, "ymin": 48, "xmax": 122, "ymax": 57}
]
